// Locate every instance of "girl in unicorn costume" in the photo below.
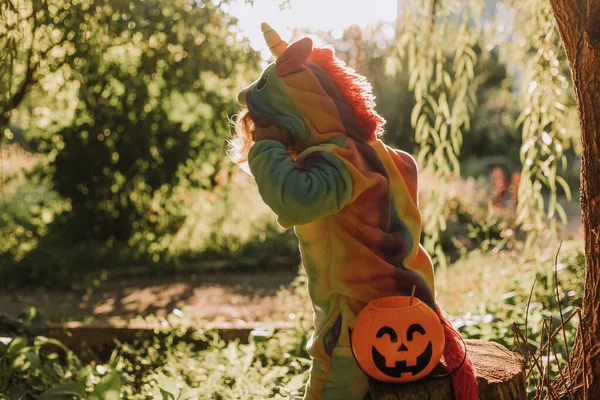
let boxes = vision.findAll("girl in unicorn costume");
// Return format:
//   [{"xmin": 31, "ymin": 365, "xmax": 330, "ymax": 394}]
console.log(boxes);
[{"xmin": 231, "ymin": 23, "xmax": 479, "ymax": 400}]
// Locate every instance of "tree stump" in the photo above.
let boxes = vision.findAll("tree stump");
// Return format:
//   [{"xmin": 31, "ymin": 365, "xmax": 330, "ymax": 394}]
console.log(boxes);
[{"xmin": 369, "ymin": 340, "xmax": 526, "ymax": 400}]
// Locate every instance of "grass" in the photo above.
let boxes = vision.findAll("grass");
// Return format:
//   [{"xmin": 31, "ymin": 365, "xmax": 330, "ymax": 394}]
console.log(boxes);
[
  {"xmin": 1, "ymin": 145, "xmax": 586, "ymax": 398},
  {"xmin": 1, "ymin": 310, "xmax": 312, "ymax": 400},
  {"xmin": 439, "ymin": 241, "xmax": 584, "ymax": 397},
  {"xmin": 1, "ymin": 243, "xmax": 585, "ymax": 399},
  {"xmin": 437, "ymin": 240, "xmax": 584, "ymax": 318}
]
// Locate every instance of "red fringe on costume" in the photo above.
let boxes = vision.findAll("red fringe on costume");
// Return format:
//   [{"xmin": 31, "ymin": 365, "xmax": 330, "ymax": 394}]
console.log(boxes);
[
  {"xmin": 436, "ymin": 307, "xmax": 480, "ymax": 400},
  {"xmin": 309, "ymin": 46, "xmax": 385, "ymax": 141}
]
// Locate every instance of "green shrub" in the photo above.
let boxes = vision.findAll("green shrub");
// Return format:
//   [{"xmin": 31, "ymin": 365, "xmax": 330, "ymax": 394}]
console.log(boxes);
[
  {"xmin": 0, "ymin": 157, "xmax": 300, "ymax": 288},
  {"xmin": 0, "ymin": 309, "xmax": 85, "ymax": 400},
  {"xmin": 1, "ymin": 309, "xmax": 312, "ymax": 400},
  {"xmin": 444, "ymin": 242, "xmax": 584, "ymax": 396}
]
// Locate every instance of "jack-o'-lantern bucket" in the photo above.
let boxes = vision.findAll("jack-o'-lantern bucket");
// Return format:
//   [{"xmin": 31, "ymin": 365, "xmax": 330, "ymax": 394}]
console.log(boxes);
[{"xmin": 349, "ymin": 296, "xmax": 445, "ymax": 383}]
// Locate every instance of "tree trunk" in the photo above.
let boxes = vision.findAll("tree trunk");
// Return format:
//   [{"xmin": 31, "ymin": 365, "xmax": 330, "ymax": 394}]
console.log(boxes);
[
  {"xmin": 369, "ymin": 340, "xmax": 526, "ymax": 400},
  {"xmin": 549, "ymin": 1, "xmax": 600, "ymax": 399}
]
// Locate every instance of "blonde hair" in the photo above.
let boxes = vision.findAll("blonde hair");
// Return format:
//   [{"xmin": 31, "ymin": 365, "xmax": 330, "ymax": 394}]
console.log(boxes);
[
  {"xmin": 228, "ymin": 109, "xmax": 299, "ymax": 173},
  {"xmin": 228, "ymin": 108, "xmax": 256, "ymax": 173}
]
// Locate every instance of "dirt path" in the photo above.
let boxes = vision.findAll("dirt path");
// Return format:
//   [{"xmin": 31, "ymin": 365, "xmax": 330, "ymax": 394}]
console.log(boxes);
[
  {"xmin": 0, "ymin": 270, "xmax": 307, "ymax": 326},
  {"xmin": 0, "ymin": 203, "xmax": 583, "ymax": 328}
]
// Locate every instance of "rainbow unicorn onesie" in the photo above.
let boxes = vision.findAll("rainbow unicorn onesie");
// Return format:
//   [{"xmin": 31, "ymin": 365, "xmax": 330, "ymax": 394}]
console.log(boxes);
[{"xmin": 237, "ymin": 23, "xmax": 478, "ymax": 400}]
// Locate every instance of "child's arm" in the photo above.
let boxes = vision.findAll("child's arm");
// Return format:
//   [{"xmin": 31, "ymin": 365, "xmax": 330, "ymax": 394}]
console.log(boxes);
[{"xmin": 248, "ymin": 139, "xmax": 353, "ymax": 228}]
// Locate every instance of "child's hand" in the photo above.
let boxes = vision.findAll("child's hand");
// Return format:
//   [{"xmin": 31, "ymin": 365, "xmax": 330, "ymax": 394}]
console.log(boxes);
[{"xmin": 254, "ymin": 124, "xmax": 293, "ymax": 147}]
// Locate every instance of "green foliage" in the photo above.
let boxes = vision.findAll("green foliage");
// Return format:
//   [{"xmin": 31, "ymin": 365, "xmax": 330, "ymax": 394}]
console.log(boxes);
[
  {"xmin": 346, "ymin": 0, "xmax": 579, "ymax": 266},
  {"xmin": 399, "ymin": 1, "xmax": 482, "ymax": 268},
  {"xmin": 0, "ymin": 309, "xmax": 84, "ymax": 400},
  {"xmin": 168, "ymin": 183, "xmax": 300, "ymax": 267},
  {"xmin": 1, "ymin": 309, "xmax": 311, "ymax": 400},
  {"xmin": 0, "ymin": 0, "xmax": 260, "ymax": 257},
  {"xmin": 1, "ymin": 246, "xmax": 584, "ymax": 399},
  {"xmin": 508, "ymin": 0, "xmax": 578, "ymax": 248},
  {"xmin": 462, "ymin": 49, "xmax": 522, "ymax": 175},
  {"xmin": 33, "ymin": 0, "xmax": 259, "ymax": 242},
  {"xmin": 418, "ymin": 172, "xmax": 511, "ymax": 258},
  {"xmin": 0, "ymin": 178, "xmax": 68, "ymax": 262},
  {"xmin": 1, "ymin": 0, "xmax": 583, "ymax": 285},
  {"xmin": 0, "ymin": 146, "xmax": 299, "ymax": 287},
  {"xmin": 0, "ymin": 0, "xmax": 289, "ymax": 286},
  {"xmin": 0, "ymin": 180, "xmax": 299, "ymax": 288},
  {"xmin": 443, "ymin": 242, "xmax": 584, "ymax": 397}
]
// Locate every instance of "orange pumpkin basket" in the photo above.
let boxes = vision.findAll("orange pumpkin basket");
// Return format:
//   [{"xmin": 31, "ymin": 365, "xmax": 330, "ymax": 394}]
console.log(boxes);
[{"xmin": 349, "ymin": 295, "xmax": 445, "ymax": 383}]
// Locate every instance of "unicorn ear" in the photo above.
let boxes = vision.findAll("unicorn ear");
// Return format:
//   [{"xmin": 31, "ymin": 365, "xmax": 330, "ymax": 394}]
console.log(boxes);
[{"xmin": 276, "ymin": 37, "xmax": 313, "ymax": 76}]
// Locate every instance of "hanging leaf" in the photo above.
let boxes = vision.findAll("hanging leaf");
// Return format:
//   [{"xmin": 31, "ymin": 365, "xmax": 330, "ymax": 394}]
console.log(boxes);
[
  {"xmin": 443, "ymin": 71, "xmax": 452, "ymax": 88},
  {"xmin": 410, "ymin": 101, "xmax": 423, "ymax": 127},
  {"xmin": 450, "ymin": 128, "xmax": 461, "ymax": 154},
  {"xmin": 415, "ymin": 114, "xmax": 428, "ymax": 142},
  {"xmin": 440, "ymin": 123, "xmax": 448, "ymax": 142},
  {"xmin": 555, "ymin": 202, "xmax": 568, "ymax": 225},
  {"xmin": 555, "ymin": 176, "xmax": 572, "ymax": 201},
  {"xmin": 408, "ymin": 68, "xmax": 420, "ymax": 91}
]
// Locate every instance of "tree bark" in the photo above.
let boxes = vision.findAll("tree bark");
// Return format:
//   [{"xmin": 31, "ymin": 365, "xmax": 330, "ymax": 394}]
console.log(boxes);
[
  {"xmin": 369, "ymin": 340, "xmax": 526, "ymax": 400},
  {"xmin": 549, "ymin": 1, "xmax": 600, "ymax": 399}
]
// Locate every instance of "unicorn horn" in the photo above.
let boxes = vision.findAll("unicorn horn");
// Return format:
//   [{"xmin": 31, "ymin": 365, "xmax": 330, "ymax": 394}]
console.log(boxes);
[{"xmin": 262, "ymin": 22, "xmax": 288, "ymax": 58}]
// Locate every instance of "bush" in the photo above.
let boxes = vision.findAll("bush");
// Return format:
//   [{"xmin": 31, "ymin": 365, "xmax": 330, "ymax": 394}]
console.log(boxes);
[
  {"xmin": 439, "ymin": 242, "xmax": 584, "ymax": 396},
  {"xmin": 0, "ymin": 166, "xmax": 300, "ymax": 288},
  {"xmin": 0, "ymin": 309, "xmax": 312, "ymax": 400},
  {"xmin": 0, "ymin": 309, "xmax": 84, "ymax": 400}
]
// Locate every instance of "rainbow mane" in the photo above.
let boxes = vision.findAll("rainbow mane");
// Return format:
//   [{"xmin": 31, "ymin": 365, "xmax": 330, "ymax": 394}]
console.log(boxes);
[{"xmin": 309, "ymin": 46, "xmax": 386, "ymax": 141}]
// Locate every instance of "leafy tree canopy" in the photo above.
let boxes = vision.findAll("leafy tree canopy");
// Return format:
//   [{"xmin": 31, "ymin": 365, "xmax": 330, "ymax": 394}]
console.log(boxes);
[{"xmin": 1, "ymin": 0, "xmax": 260, "ymax": 242}]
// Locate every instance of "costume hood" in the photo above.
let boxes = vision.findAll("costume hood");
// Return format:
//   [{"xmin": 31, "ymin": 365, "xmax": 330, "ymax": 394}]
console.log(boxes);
[{"xmin": 238, "ymin": 23, "xmax": 386, "ymax": 152}]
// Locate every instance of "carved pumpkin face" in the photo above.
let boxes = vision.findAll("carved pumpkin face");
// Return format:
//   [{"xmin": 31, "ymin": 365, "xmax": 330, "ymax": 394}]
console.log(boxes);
[{"xmin": 350, "ymin": 296, "xmax": 445, "ymax": 383}]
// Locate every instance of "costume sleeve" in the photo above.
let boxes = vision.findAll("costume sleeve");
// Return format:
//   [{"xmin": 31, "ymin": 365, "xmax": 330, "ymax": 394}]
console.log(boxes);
[{"xmin": 248, "ymin": 139, "xmax": 353, "ymax": 228}]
